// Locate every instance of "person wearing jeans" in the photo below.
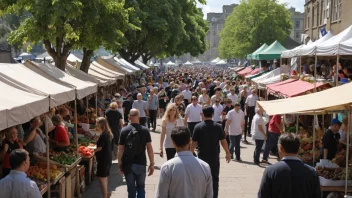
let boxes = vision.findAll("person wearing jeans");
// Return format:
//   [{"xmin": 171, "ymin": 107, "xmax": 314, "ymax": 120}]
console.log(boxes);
[
  {"xmin": 262, "ymin": 115, "xmax": 282, "ymax": 163},
  {"xmin": 225, "ymin": 103, "xmax": 245, "ymax": 161},
  {"xmin": 251, "ymin": 106, "xmax": 266, "ymax": 165},
  {"xmin": 125, "ymin": 164, "xmax": 147, "ymax": 198},
  {"xmin": 244, "ymin": 89, "xmax": 259, "ymax": 140}
]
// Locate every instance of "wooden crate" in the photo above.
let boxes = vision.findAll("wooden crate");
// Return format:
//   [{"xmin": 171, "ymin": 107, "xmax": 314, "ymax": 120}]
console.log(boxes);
[
  {"xmin": 80, "ymin": 156, "xmax": 94, "ymax": 184},
  {"xmin": 50, "ymin": 176, "xmax": 66, "ymax": 198},
  {"xmin": 65, "ymin": 166, "xmax": 77, "ymax": 198},
  {"xmin": 78, "ymin": 165, "xmax": 86, "ymax": 193}
]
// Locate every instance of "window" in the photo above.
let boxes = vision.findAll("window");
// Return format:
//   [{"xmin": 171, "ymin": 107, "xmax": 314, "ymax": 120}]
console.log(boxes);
[
  {"xmin": 306, "ymin": 7, "xmax": 310, "ymax": 29},
  {"xmin": 295, "ymin": 32, "xmax": 300, "ymax": 39},
  {"xmin": 312, "ymin": 4, "xmax": 316, "ymax": 27},
  {"xmin": 316, "ymin": 2, "xmax": 320, "ymax": 26},
  {"xmin": 320, "ymin": 0, "xmax": 325, "ymax": 25},
  {"xmin": 338, "ymin": 0, "xmax": 342, "ymax": 20},
  {"xmin": 295, "ymin": 21, "xmax": 300, "ymax": 29},
  {"xmin": 332, "ymin": 0, "xmax": 338, "ymax": 21}
]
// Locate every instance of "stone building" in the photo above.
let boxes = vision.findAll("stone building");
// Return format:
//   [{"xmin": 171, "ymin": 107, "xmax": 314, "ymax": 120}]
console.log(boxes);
[
  {"xmin": 289, "ymin": 7, "xmax": 305, "ymax": 43},
  {"xmin": 304, "ymin": 0, "xmax": 352, "ymax": 41}
]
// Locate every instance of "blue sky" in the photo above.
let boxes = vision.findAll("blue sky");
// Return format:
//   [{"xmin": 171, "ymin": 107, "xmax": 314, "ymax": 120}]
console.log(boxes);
[{"xmin": 197, "ymin": 0, "xmax": 305, "ymax": 18}]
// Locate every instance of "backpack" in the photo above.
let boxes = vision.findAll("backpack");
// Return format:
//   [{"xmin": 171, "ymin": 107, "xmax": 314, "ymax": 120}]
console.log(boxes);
[{"xmin": 121, "ymin": 126, "xmax": 143, "ymax": 174}]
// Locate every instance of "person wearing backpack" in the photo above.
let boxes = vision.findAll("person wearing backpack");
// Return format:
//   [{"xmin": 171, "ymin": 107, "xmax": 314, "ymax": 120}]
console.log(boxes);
[{"xmin": 118, "ymin": 108, "xmax": 155, "ymax": 198}]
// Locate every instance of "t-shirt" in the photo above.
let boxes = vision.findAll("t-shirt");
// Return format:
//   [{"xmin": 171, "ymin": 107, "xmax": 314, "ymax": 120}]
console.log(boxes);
[
  {"xmin": 212, "ymin": 104, "xmax": 223, "ymax": 122},
  {"xmin": 122, "ymin": 100, "xmax": 134, "ymax": 116},
  {"xmin": 1, "ymin": 139, "xmax": 23, "ymax": 169},
  {"xmin": 119, "ymin": 123, "xmax": 152, "ymax": 166},
  {"xmin": 251, "ymin": 114, "xmax": 266, "ymax": 140},
  {"xmin": 53, "ymin": 125, "xmax": 69, "ymax": 145},
  {"xmin": 105, "ymin": 109, "xmax": 123, "ymax": 140},
  {"xmin": 268, "ymin": 115, "xmax": 281, "ymax": 134},
  {"xmin": 95, "ymin": 132, "xmax": 112, "ymax": 164},
  {"xmin": 163, "ymin": 119, "xmax": 184, "ymax": 148},
  {"xmin": 25, "ymin": 128, "xmax": 46, "ymax": 154},
  {"xmin": 185, "ymin": 104, "xmax": 203, "ymax": 122},
  {"xmin": 322, "ymin": 129, "xmax": 339, "ymax": 160},
  {"xmin": 192, "ymin": 120, "xmax": 225, "ymax": 163},
  {"xmin": 226, "ymin": 109, "xmax": 245, "ymax": 135}
]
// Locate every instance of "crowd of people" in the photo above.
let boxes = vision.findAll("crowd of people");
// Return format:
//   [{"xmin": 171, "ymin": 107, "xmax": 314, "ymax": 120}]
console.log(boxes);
[{"xmin": 0, "ymin": 65, "xmax": 326, "ymax": 198}]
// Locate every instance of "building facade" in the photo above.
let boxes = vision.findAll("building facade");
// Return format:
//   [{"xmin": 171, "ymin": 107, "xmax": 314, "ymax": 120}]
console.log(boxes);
[
  {"xmin": 289, "ymin": 7, "xmax": 305, "ymax": 43},
  {"xmin": 201, "ymin": 4, "xmax": 237, "ymax": 61},
  {"xmin": 304, "ymin": 0, "xmax": 352, "ymax": 41}
]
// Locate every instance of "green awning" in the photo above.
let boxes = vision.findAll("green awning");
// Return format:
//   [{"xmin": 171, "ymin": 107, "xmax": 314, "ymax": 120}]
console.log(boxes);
[
  {"xmin": 247, "ymin": 70, "xmax": 269, "ymax": 80},
  {"xmin": 249, "ymin": 44, "xmax": 268, "ymax": 60},
  {"xmin": 255, "ymin": 40, "xmax": 287, "ymax": 60}
]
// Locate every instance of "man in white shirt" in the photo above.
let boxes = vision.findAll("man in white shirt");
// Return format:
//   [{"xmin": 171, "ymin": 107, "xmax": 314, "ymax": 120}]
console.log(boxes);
[
  {"xmin": 212, "ymin": 99, "xmax": 223, "ymax": 123},
  {"xmin": 251, "ymin": 107, "xmax": 267, "ymax": 165},
  {"xmin": 227, "ymin": 88, "xmax": 238, "ymax": 106},
  {"xmin": 220, "ymin": 78, "xmax": 227, "ymax": 89},
  {"xmin": 244, "ymin": 89, "xmax": 259, "ymax": 139},
  {"xmin": 157, "ymin": 127, "xmax": 213, "ymax": 198},
  {"xmin": 0, "ymin": 149, "xmax": 41, "ymax": 198},
  {"xmin": 225, "ymin": 103, "xmax": 245, "ymax": 161},
  {"xmin": 181, "ymin": 85, "xmax": 192, "ymax": 107},
  {"xmin": 184, "ymin": 96, "xmax": 203, "ymax": 136}
]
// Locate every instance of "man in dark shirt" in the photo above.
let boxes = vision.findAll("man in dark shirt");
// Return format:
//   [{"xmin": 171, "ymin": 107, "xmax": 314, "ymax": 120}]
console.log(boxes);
[
  {"xmin": 221, "ymin": 99, "xmax": 234, "ymax": 146},
  {"xmin": 258, "ymin": 133, "xmax": 321, "ymax": 198},
  {"xmin": 118, "ymin": 109, "xmax": 155, "ymax": 198},
  {"xmin": 322, "ymin": 119, "xmax": 342, "ymax": 160},
  {"xmin": 191, "ymin": 105, "xmax": 231, "ymax": 198},
  {"xmin": 122, "ymin": 93, "xmax": 134, "ymax": 124}
]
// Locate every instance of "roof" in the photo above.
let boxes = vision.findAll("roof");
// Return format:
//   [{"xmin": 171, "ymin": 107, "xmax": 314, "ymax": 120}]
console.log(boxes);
[
  {"xmin": 249, "ymin": 44, "xmax": 268, "ymax": 60},
  {"xmin": 237, "ymin": 67, "xmax": 252, "ymax": 75},
  {"xmin": 258, "ymin": 82, "xmax": 352, "ymax": 115},
  {"xmin": 256, "ymin": 41, "xmax": 287, "ymax": 60},
  {"xmin": 267, "ymin": 79, "xmax": 330, "ymax": 97}
]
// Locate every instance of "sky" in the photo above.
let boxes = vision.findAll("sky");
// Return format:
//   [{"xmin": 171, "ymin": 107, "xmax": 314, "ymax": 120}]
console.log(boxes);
[{"xmin": 197, "ymin": 0, "xmax": 305, "ymax": 18}]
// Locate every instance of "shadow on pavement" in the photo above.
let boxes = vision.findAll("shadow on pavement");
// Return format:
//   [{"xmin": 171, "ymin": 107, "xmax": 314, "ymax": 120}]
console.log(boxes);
[{"xmin": 82, "ymin": 163, "xmax": 125, "ymax": 197}]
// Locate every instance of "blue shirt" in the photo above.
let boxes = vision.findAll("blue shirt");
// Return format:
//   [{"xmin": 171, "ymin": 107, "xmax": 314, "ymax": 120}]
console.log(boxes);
[
  {"xmin": 132, "ymin": 100, "xmax": 147, "ymax": 117},
  {"xmin": 147, "ymin": 94, "xmax": 159, "ymax": 110},
  {"xmin": 0, "ymin": 170, "xmax": 41, "ymax": 198}
]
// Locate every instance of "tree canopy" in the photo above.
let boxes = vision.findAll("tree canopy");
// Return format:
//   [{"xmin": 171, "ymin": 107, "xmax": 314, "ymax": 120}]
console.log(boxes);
[
  {"xmin": 1, "ymin": 0, "xmax": 130, "ymax": 71},
  {"xmin": 120, "ymin": 0, "xmax": 208, "ymax": 64},
  {"xmin": 218, "ymin": 0, "xmax": 292, "ymax": 59}
]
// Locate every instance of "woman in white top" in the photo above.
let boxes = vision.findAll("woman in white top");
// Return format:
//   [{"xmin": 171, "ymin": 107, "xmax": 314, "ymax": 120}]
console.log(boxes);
[
  {"xmin": 198, "ymin": 88, "xmax": 210, "ymax": 106},
  {"xmin": 160, "ymin": 103, "xmax": 184, "ymax": 160}
]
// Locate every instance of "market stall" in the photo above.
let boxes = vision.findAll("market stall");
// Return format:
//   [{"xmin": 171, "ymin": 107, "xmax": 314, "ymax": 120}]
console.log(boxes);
[
  {"xmin": 245, "ymin": 68, "xmax": 260, "ymax": 78},
  {"xmin": 114, "ymin": 57, "xmax": 141, "ymax": 71},
  {"xmin": 248, "ymin": 43, "xmax": 268, "ymax": 60},
  {"xmin": 255, "ymin": 40, "xmax": 286, "ymax": 60},
  {"xmin": 65, "ymin": 64, "xmax": 106, "ymax": 87},
  {"xmin": 252, "ymin": 68, "xmax": 280, "ymax": 84},
  {"xmin": 135, "ymin": 60, "xmax": 150, "ymax": 69},
  {"xmin": 237, "ymin": 67, "xmax": 253, "ymax": 76},
  {"xmin": 97, "ymin": 57, "xmax": 134, "ymax": 75}
]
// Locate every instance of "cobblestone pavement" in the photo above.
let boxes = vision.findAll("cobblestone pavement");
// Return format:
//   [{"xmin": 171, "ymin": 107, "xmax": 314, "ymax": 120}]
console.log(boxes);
[{"xmin": 83, "ymin": 119, "xmax": 278, "ymax": 198}]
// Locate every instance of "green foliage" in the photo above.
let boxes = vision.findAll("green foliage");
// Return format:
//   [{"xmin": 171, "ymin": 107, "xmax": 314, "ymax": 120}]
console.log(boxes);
[
  {"xmin": 120, "ymin": 0, "xmax": 208, "ymax": 63},
  {"xmin": 218, "ymin": 0, "xmax": 292, "ymax": 59},
  {"xmin": 0, "ymin": 23, "xmax": 11, "ymax": 46}
]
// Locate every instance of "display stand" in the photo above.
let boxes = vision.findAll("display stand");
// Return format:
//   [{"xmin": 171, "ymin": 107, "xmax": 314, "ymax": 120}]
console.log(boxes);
[
  {"xmin": 321, "ymin": 186, "xmax": 352, "ymax": 193},
  {"xmin": 81, "ymin": 156, "xmax": 94, "ymax": 184}
]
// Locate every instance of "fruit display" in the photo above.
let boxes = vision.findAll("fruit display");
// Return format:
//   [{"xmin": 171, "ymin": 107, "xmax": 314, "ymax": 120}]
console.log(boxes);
[
  {"xmin": 77, "ymin": 128, "xmax": 98, "ymax": 140},
  {"xmin": 31, "ymin": 178, "xmax": 47, "ymax": 192},
  {"xmin": 316, "ymin": 166, "xmax": 352, "ymax": 181},
  {"xmin": 331, "ymin": 145, "xmax": 352, "ymax": 167},
  {"xmin": 78, "ymin": 136, "xmax": 96, "ymax": 146},
  {"xmin": 48, "ymin": 150, "xmax": 79, "ymax": 165},
  {"xmin": 297, "ymin": 136, "xmax": 321, "ymax": 163},
  {"xmin": 27, "ymin": 162, "xmax": 62, "ymax": 181},
  {"xmin": 79, "ymin": 146, "xmax": 94, "ymax": 158}
]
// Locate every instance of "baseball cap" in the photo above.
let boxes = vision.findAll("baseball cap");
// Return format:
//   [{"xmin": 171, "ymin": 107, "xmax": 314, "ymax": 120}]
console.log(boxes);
[
  {"xmin": 331, "ymin": 118, "xmax": 342, "ymax": 126},
  {"xmin": 115, "ymin": 93, "xmax": 121, "ymax": 98}
]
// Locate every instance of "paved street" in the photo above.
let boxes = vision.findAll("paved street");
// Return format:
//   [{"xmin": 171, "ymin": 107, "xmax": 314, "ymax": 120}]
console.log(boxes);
[{"xmin": 83, "ymin": 119, "xmax": 278, "ymax": 198}]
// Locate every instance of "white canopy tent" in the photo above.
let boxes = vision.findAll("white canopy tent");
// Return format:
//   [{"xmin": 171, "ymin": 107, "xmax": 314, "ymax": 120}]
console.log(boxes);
[
  {"xmin": 281, "ymin": 45, "xmax": 304, "ymax": 58},
  {"xmin": 216, "ymin": 60, "xmax": 227, "ymax": 65},
  {"xmin": 166, "ymin": 61, "xmax": 176, "ymax": 66},
  {"xmin": 36, "ymin": 52, "xmax": 53, "ymax": 60},
  {"xmin": 153, "ymin": 63, "xmax": 160, "ymax": 67},
  {"xmin": 340, "ymin": 37, "xmax": 352, "ymax": 55},
  {"xmin": 184, "ymin": 61, "xmax": 193, "ymax": 66},
  {"xmin": 65, "ymin": 64, "xmax": 108, "ymax": 87},
  {"xmin": 211, "ymin": 57, "xmax": 221, "ymax": 63},
  {"xmin": 316, "ymin": 25, "xmax": 352, "ymax": 56},
  {"xmin": 257, "ymin": 75, "xmax": 282, "ymax": 89},
  {"xmin": 0, "ymin": 78, "xmax": 50, "ymax": 130},
  {"xmin": 114, "ymin": 57, "xmax": 140, "ymax": 71},
  {"xmin": 297, "ymin": 32, "xmax": 334, "ymax": 56},
  {"xmin": 0, "ymin": 63, "xmax": 75, "ymax": 107},
  {"xmin": 67, "ymin": 54, "xmax": 82, "ymax": 63},
  {"xmin": 135, "ymin": 60, "xmax": 150, "ymax": 69},
  {"xmin": 97, "ymin": 57, "xmax": 133, "ymax": 74},
  {"xmin": 91, "ymin": 61, "xmax": 124, "ymax": 77},
  {"xmin": 88, "ymin": 69, "xmax": 116, "ymax": 85},
  {"xmin": 252, "ymin": 68, "xmax": 280, "ymax": 83},
  {"xmin": 24, "ymin": 61, "xmax": 97, "ymax": 99}
]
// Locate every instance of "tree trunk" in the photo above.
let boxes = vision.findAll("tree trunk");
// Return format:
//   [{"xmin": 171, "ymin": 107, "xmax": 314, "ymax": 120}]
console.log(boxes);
[
  {"xmin": 80, "ymin": 48, "xmax": 93, "ymax": 73},
  {"xmin": 54, "ymin": 57, "xmax": 66, "ymax": 71}
]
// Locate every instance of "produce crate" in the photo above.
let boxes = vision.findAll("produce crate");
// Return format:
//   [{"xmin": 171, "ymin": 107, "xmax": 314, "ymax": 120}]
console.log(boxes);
[
  {"xmin": 40, "ymin": 184, "xmax": 48, "ymax": 196},
  {"xmin": 35, "ymin": 154, "xmax": 82, "ymax": 172},
  {"xmin": 50, "ymin": 176, "xmax": 65, "ymax": 198},
  {"xmin": 80, "ymin": 156, "xmax": 94, "ymax": 184},
  {"xmin": 319, "ymin": 176, "xmax": 352, "ymax": 186}
]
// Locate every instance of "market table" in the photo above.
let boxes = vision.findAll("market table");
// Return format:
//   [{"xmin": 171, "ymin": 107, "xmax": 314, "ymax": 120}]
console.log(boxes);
[{"xmin": 321, "ymin": 186, "xmax": 352, "ymax": 192}]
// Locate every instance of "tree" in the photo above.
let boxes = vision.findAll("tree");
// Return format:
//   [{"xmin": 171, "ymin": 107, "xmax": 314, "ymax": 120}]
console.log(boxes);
[
  {"xmin": 1, "ymin": 0, "xmax": 129, "ymax": 71},
  {"xmin": 218, "ymin": 0, "xmax": 292, "ymax": 59},
  {"xmin": 75, "ymin": 0, "xmax": 134, "ymax": 73},
  {"xmin": 121, "ymin": 0, "xmax": 208, "ymax": 64}
]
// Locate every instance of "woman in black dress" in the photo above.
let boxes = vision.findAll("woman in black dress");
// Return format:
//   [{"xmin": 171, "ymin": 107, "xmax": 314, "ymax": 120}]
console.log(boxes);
[
  {"xmin": 105, "ymin": 102, "xmax": 123, "ymax": 160},
  {"xmin": 158, "ymin": 88, "xmax": 167, "ymax": 118},
  {"xmin": 95, "ymin": 117, "xmax": 113, "ymax": 198}
]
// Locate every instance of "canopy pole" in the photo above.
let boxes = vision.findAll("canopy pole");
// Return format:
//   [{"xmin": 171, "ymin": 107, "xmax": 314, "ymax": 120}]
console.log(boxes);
[
  {"xmin": 313, "ymin": 119, "xmax": 316, "ymax": 166},
  {"xmin": 95, "ymin": 92, "xmax": 98, "ymax": 117},
  {"xmin": 75, "ymin": 99, "xmax": 79, "ymax": 158},
  {"xmin": 314, "ymin": 55, "xmax": 317, "ymax": 92},
  {"xmin": 299, "ymin": 56, "xmax": 302, "ymax": 75},
  {"xmin": 345, "ymin": 110, "xmax": 351, "ymax": 195},
  {"xmin": 296, "ymin": 114, "xmax": 299, "ymax": 134},
  {"xmin": 336, "ymin": 55, "xmax": 339, "ymax": 87},
  {"xmin": 45, "ymin": 110, "xmax": 51, "ymax": 198}
]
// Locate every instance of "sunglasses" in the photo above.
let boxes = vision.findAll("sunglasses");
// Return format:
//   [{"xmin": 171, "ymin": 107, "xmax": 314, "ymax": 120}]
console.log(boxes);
[{"xmin": 192, "ymin": 98, "xmax": 197, "ymax": 101}]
